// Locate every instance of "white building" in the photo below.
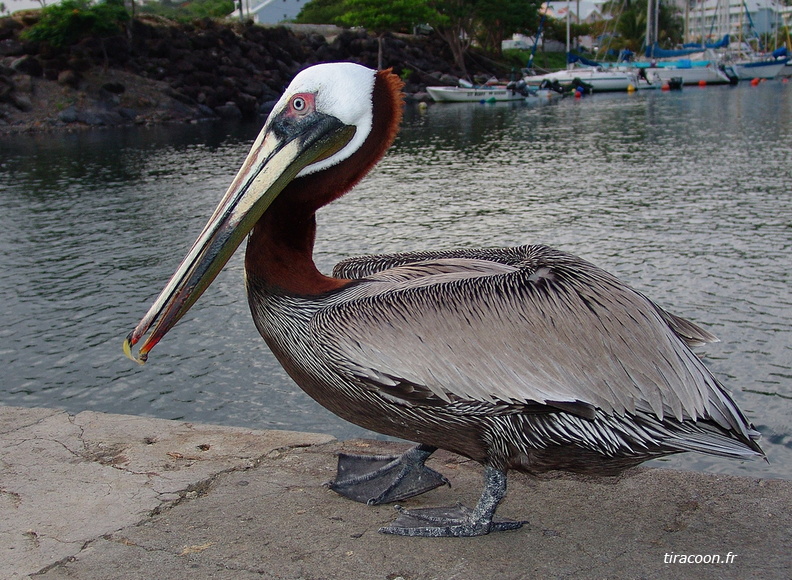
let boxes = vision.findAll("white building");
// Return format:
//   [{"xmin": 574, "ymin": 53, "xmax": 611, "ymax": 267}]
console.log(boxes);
[
  {"xmin": 685, "ymin": 0, "xmax": 786, "ymax": 44},
  {"xmin": 502, "ymin": 33, "xmax": 566, "ymax": 52},
  {"xmin": 237, "ymin": 0, "xmax": 306, "ymax": 24},
  {"xmin": 542, "ymin": 1, "xmax": 607, "ymax": 24}
]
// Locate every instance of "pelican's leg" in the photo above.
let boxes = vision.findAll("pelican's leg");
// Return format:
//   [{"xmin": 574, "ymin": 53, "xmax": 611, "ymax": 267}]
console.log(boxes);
[
  {"xmin": 328, "ymin": 444, "xmax": 449, "ymax": 505},
  {"xmin": 379, "ymin": 466, "xmax": 526, "ymax": 537}
]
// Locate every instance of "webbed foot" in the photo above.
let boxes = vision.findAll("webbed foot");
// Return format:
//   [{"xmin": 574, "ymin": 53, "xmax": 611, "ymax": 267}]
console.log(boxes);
[
  {"xmin": 328, "ymin": 444, "xmax": 449, "ymax": 505},
  {"xmin": 377, "ymin": 465, "xmax": 525, "ymax": 537},
  {"xmin": 379, "ymin": 503, "xmax": 525, "ymax": 537}
]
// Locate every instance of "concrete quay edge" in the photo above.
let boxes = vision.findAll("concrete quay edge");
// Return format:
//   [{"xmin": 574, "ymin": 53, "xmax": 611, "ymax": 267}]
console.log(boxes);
[{"xmin": 1, "ymin": 405, "xmax": 789, "ymax": 580}]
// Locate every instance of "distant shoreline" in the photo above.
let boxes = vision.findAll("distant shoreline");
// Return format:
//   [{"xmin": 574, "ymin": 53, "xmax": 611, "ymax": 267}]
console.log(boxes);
[{"xmin": 1, "ymin": 14, "xmax": 506, "ymax": 134}]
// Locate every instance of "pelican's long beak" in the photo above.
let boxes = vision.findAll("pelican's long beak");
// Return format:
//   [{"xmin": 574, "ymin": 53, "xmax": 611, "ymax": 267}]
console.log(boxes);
[{"xmin": 124, "ymin": 113, "xmax": 356, "ymax": 364}]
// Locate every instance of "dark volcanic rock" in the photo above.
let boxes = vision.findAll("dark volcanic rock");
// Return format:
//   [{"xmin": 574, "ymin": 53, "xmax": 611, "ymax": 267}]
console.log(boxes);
[
  {"xmin": 0, "ymin": 75, "xmax": 13, "ymax": 103},
  {"xmin": 117, "ymin": 107, "xmax": 138, "ymax": 121},
  {"xmin": 0, "ymin": 15, "xmax": 23, "ymax": 41},
  {"xmin": 214, "ymin": 102, "xmax": 242, "ymax": 119},
  {"xmin": 12, "ymin": 94, "xmax": 32, "ymax": 111},
  {"xmin": 58, "ymin": 69, "xmax": 80, "ymax": 88},
  {"xmin": 0, "ymin": 38, "xmax": 24, "ymax": 56},
  {"xmin": 101, "ymin": 81, "xmax": 125, "ymax": 94},
  {"xmin": 11, "ymin": 54, "xmax": 42, "ymax": 77},
  {"xmin": 58, "ymin": 105, "xmax": 78, "ymax": 123},
  {"xmin": 0, "ymin": 14, "xmax": 499, "ymax": 132}
]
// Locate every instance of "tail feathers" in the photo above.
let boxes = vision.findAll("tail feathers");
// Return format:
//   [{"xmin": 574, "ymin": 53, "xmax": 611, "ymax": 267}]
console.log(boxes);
[
  {"xmin": 655, "ymin": 307, "xmax": 720, "ymax": 347},
  {"xmin": 662, "ymin": 421, "xmax": 765, "ymax": 460}
]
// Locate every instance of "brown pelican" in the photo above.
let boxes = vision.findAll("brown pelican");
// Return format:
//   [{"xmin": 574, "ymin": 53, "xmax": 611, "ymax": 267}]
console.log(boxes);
[{"xmin": 125, "ymin": 62, "xmax": 764, "ymax": 537}]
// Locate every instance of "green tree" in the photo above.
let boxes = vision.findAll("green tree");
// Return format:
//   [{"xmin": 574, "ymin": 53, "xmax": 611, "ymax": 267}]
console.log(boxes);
[
  {"xmin": 138, "ymin": 0, "xmax": 235, "ymax": 22},
  {"xmin": 475, "ymin": 0, "xmax": 539, "ymax": 56},
  {"xmin": 21, "ymin": 0, "xmax": 129, "ymax": 47},
  {"xmin": 295, "ymin": 0, "xmax": 347, "ymax": 25},
  {"xmin": 298, "ymin": 0, "xmax": 542, "ymax": 77},
  {"xmin": 428, "ymin": 0, "xmax": 539, "ymax": 76},
  {"xmin": 339, "ymin": 0, "xmax": 437, "ymax": 69},
  {"xmin": 601, "ymin": 0, "xmax": 683, "ymax": 53},
  {"xmin": 424, "ymin": 0, "xmax": 474, "ymax": 76},
  {"xmin": 298, "ymin": 0, "xmax": 475, "ymax": 72}
]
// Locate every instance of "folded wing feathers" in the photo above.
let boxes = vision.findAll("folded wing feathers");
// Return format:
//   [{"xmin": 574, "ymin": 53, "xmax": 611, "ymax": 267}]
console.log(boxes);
[{"xmin": 316, "ymin": 245, "xmax": 751, "ymax": 439}]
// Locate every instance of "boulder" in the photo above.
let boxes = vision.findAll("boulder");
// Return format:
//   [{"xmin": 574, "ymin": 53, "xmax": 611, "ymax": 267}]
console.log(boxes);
[
  {"xmin": 0, "ymin": 15, "xmax": 23, "ymax": 41},
  {"xmin": 197, "ymin": 104, "xmax": 215, "ymax": 118},
  {"xmin": 214, "ymin": 102, "xmax": 241, "ymax": 119},
  {"xmin": 235, "ymin": 92, "xmax": 257, "ymax": 117},
  {"xmin": 76, "ymin": 109, "xmax": 126, "ymax": 126},
  {"xmin": 58, "ymin": 70, "xmax": 80, "ymax": 88},
  {"xmin": 0, "ymin": 38, "xmax": 24, "ymax": 57},
  {"xmin": 101, "ymin": 81, "xmax": 125, "ymax": 94},
  {"xmin": 0, "ymin": 75, "xmax": 13, "ymax": 103},
  {"xmin": 67, "ymin": 56, "xmax": 92, "ymax": 72},
  {"xmin": 10, "ymin": 54, "xmax": 42, "ymax": 77},
  {"xmin": 12, "ymin": 94, "xmax": 32, "ymax": 111},
  {"xmin": 58, "ymin": 105, "xmax": 79, "ymax": 123},
  {"xmin": 258, "ymin": 99, "xmax": 277, "ymax": 116},
  {"xmin": 117, "ymin": 107, "xmax": 138, "ymax": 121},
  {"xmin": 12, "ymin": 73, "xmax": 32, "ymax": 93}
]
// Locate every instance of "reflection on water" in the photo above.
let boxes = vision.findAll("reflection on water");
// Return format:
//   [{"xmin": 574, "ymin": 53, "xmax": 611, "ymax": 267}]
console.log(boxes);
[{"xmin": 1, "ymin": 83, "xmax": 790, "ymax": 479}]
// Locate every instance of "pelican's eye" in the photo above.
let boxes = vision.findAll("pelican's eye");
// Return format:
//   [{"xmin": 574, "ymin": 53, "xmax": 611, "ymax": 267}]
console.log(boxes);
[{"xmin": 288, "ymin": 93, "xmax": 315, "ymax": 117}]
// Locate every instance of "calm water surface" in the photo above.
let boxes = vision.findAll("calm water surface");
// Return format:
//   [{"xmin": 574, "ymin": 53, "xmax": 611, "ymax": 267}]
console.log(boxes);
[{"xmin": 1, "ymin": 82, "xmax": 790, "ymax": 479}]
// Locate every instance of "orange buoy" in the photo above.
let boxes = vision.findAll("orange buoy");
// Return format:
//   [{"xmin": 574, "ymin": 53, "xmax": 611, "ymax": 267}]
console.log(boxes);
[
  {"xmin": 698, "ymin": 80, "xmax": 707, "ymax": 87},
  {"xmin": 750, "ymin": 78, "xmax": 760, "ymax": 86},
  {"xmin": 661, "ymin": 83, "xmax": 670, "ymax": 91}
]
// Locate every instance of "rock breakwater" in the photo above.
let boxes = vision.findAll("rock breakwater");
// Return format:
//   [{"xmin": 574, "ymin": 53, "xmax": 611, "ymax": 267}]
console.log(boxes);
[{"xmin": 0, "ymin": 13, "xmax": 505, "ymax": 133}]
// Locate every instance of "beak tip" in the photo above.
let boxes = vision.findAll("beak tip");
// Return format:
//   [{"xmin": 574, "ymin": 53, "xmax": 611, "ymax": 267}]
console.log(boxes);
[{"xmin": 123, "ymin": 336, "xmax": 147, "ymax": 365}]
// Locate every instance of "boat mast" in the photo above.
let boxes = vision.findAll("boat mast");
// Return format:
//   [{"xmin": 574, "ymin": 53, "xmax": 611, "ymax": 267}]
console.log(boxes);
[
  {"xmin": 655, "ymin": 0, "xmax": 660, "ymax": 47},
  {"xmin": 646, "ymin": 0, "xmax": 658, "ymax": 57},
  {"xmin": 566, "ymin": 0, "xmax": 571, "ymax": 66}
]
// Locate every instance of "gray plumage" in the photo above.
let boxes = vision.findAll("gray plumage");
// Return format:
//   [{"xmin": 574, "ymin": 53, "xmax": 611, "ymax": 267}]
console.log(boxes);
[
  {"xmin": 127, "ymin": 63, "xmax": 764, "ymax": 535},
  {"xmin": 247, "ymin": 244, "xmax": 762, "ymax": 476}
]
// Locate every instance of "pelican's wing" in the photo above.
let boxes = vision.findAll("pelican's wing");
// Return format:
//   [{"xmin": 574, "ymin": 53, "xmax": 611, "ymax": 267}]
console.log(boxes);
[
  {"xmin": 334, "ymin": 247, "xmax": 720, "ymax": 348},
  {"xmin": 333, "ymin": 247, "xmax": 535, "ymax": 278},
  {"xmin": 316, "ymin": 245, "xmax": 750, "ymax": 436}
]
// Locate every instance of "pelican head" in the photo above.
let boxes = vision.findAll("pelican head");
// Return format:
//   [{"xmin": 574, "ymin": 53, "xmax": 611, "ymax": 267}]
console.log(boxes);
[{"xmin": 124, "ymin": 63, "xmax": 404, "ymax": 363}]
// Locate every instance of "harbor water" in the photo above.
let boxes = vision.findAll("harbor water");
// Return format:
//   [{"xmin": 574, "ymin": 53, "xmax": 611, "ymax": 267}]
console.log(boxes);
[{"xmin": 1, "ymin": 81, "xmax": 790, "ymax": 479}]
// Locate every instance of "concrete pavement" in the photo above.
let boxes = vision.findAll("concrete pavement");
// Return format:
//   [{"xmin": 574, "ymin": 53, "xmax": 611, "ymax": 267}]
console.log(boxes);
[{"xmin": 2, "ymin": 405, "xmax": 790, "ymax": 579}]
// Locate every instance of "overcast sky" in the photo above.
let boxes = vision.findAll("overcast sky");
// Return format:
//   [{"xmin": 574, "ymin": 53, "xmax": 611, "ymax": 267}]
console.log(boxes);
[{"xmin": 4, "ymin": 0, "xmax": 55, "ymax": 13}]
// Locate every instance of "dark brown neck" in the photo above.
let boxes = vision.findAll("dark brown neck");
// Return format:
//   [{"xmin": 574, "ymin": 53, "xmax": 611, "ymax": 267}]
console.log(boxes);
[
  {"xmin": 245, "ymin": 195, "xmax": 349, "ymax": 295},
  {"xmin": 244, "ymin": 69, "xmax": 404, "ymax": 296}
]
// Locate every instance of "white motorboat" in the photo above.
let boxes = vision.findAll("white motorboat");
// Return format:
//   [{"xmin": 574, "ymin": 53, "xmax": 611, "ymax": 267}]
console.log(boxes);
[
  {"xmin": 523, "ymin": 3, "xmax": 638, "ymax": 93},
  {"xmin": 525, "ymin": 65, "xmax": 640, "ymax": 92},
  {"xmin": 642, "ymin": 60, "xmax": 737, "ymax": 85},
  {"xmin": 426, "ymin": 85, "xmax": 526, "ymax": 103}
]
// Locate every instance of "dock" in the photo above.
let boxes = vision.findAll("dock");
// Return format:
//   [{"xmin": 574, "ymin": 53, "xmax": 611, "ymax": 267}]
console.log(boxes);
[{"xmin": 2, "ymin": 405, "xmax": 790, "ymax": 579}]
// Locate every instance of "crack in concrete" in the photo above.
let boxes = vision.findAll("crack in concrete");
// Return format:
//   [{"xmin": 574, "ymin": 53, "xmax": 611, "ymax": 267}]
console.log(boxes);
[
  {"xmin": 66, "ymin": 412, "xmax": 89, "ymax": 455},
  {"xmin": 49, "ymin": 435, "xmax": 89, "ymax": 460},
  {"xmin": 0, "ymin": 410, "xmax": 61, "ymax": 437},
  {"xmin": 28, "ymin": 460, "xmax": 287, "ymax": 575},
  {"xmin": 30, "ymin": 539, "xmax": 93, "ymax": 577},
  {"xmin": 10, "ymin": 417, "xmax": 336, "ymax": 578}
]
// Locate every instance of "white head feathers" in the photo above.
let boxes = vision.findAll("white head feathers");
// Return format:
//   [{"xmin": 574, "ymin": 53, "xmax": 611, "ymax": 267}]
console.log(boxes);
[{"xmin": 270, "ymin": 62, "xmax": 377, "ymax": 177}]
